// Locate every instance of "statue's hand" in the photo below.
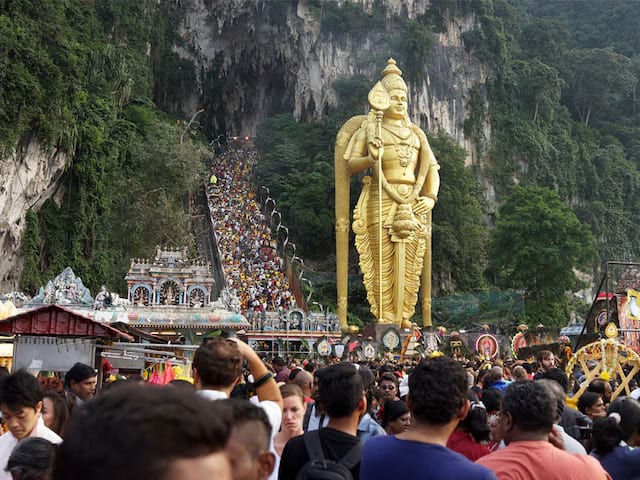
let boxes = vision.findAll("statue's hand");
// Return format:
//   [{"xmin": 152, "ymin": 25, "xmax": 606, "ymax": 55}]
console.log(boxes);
[
  {"xmin": 415, "ymin": 196, "xmax": 436, "ymax": 216},
  {"xmin": 368, "ymin": 136, "xmax": 384, "ymax": 162}
]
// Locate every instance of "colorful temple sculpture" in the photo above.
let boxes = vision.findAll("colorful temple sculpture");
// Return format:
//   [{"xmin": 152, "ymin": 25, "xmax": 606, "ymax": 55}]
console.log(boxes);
[
  {"xmin": 29, "ymin": 267, "xmax": 94, "ymax": 306},
  {"xmin": 125, "ymin": 246, "xmax": 216, "ymax": 308}
]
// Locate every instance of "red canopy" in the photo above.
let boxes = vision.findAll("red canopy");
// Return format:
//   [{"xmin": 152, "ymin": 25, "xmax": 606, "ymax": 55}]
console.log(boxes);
[{"xmin": 0, "ymin": 304, "xmax": 133, "ymax": 341}]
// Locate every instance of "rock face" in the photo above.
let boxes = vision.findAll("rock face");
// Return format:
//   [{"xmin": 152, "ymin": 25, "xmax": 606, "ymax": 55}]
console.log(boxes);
[
  {"xmin": 0, "ymin": 134, "xmax": 67, "ymax": 291},
  {"xmin": 171, "ymin": 0, "xmax": 490, "ymax": 165},
  {"xmin": 1, "ymin": 0, "xmax": 491, "ymax": 291}
]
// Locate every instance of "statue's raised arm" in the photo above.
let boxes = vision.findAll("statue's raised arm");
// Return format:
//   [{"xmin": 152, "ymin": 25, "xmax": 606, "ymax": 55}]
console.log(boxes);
[{"xmin": 335, "ymin": 59, "xmax": 440, "ymax": 332}]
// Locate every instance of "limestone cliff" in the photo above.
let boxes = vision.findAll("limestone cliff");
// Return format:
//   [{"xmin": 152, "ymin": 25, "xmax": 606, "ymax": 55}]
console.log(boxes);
[
  {"xmin": 169, "ymin": 0, "xmax": 490, "ymax": 164},
  {"xmin": 0, "ymin": 0, "xmax": 491, "ymax": 291},
  {"xmin": 0, "ymin": 135, "xmax": 67, "ymax": 291}
]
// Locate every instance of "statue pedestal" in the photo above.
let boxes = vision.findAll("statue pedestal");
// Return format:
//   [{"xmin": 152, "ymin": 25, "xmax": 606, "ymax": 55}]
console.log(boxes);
[
  {"xmin": 362, "ymin": 323, "xmax": 395, "ymax": 342},
  {"xmin": 364, "ymin": 323, "xmax": 416, "ymax": 342},
  {"xmin": 362, "ymin": 323, "xmax": 417, "ymax": 358}
]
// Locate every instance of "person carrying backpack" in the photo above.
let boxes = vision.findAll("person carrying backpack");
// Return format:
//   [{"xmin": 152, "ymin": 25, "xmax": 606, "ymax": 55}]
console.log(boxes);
[{"xmin": 279, "ymin": 363, "xmax": 366, "ymax": 480}]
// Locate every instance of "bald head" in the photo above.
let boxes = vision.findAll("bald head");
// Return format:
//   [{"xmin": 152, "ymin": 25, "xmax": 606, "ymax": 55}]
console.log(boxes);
[{"xmin": 293, "ymin": 370, "xmax": 313, "ymax": 397}]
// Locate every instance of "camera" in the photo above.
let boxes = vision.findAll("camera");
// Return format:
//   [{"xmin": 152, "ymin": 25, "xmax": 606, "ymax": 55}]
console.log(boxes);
[{"xmin": 578, "ymin": 425, "xmax": 592, "ymax": 440}]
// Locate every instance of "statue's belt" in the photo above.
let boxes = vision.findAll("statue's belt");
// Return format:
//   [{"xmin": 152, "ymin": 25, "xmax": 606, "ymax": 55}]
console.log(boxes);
[{"xmin": 370, "ymin": 181, "xmax": 416, "ymax": 203}]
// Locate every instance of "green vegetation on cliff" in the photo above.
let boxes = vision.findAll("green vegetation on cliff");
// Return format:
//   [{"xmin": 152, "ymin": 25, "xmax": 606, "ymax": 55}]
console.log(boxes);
[
  {"xmin": 464, "ymin": 0, "xmax": 639, "ymax": 266},
  {"xmin": 3, "ymin": 0, "xmax": 207, "ymax": 293}
]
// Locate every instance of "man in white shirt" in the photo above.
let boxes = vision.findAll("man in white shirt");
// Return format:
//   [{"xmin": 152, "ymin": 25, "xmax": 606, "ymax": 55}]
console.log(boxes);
[
  {"xmin": 192, "ymin": 337, "xmax": 283, "ymax": 430},
  {"xmin": 537, "ymin": 379, "xmax": 587, "ymax": 454},
  {"xmin": 192, "ymin": 337, "xmax": 283, "ymax": 480},
  {"xmin": 0, "ymin": 371, "xmax": 61, "ymax": 480}
]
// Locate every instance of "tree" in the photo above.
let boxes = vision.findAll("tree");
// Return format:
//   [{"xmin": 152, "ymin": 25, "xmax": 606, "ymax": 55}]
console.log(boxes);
[
  {"xmin": 514, "ymin": 59, "xmax": 562, "ymax": 123},
  {"xmin": 400, "ymin": 19, "xmax": 433, "ymax": 82},
  {"xmin": 430, "ymin": 131, "xmax": 488, "ymax": 294},
  {"xmin": 488, "ymin": 186, "xmax": 596, "ymax": 325},
  {"xmin": 254, "ymin": 114, "xmax": 337, "ymax": 259},
  {"xmin": 518, "ymin": 17, "xmax": 568, "ymax": 66},
  {"xmin": 565, "ymin": 48, "xmax": 637, "ymax": 126}
]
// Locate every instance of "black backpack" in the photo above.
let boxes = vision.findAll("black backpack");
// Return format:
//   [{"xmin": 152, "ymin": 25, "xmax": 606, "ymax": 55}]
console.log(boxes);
[{"xmin": 295, "ymin": 430, "xmax": 363, "ymax": 480}]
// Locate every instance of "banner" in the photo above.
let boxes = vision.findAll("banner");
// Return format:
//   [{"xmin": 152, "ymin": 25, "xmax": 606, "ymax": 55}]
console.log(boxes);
[{"xmin": 617, "ymin": 292, "xmax": 640, "ymax": 352}]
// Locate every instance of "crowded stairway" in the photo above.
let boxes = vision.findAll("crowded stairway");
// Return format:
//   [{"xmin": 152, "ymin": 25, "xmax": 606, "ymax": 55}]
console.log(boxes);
[{"xmin": 207, "ymin": 147, "xmax": 294, "ymax": 313}]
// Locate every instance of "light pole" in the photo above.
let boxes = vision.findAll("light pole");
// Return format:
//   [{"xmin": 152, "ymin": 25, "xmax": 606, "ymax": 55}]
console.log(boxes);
[{"xmin": 285, "ymin": 314, "xmax": 290, "ymax": 359}]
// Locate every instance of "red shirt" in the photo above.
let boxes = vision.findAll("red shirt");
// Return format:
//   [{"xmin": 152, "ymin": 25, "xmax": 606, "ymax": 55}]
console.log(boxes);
[{"xmin": 447, "ymin": 430, "xmax": 491, "ymax": 461}]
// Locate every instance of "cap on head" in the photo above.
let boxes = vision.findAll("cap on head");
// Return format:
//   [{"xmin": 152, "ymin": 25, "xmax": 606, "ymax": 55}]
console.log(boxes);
[{"xmin": 65, "ymin": 363, "xmax": 96, "ymax": 385}]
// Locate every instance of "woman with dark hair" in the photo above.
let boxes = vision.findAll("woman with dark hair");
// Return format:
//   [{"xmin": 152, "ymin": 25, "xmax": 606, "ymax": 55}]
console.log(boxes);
[
  {"xmin": 591, "ymin": 397, "xmax": 640, "ymax": 479},
  {"xmin": 578, "ymin": 392, "xmax": 606, "ymax": 421},
  {"xmin": 41, "ymin": 392, "xmax": 68, "ymax": 438},
  {"xmin": 447, "ymin": 392, "xmax": 491, "ymax": 461},
  {"xmin": 380, "ymin": 399, "xmax": 410, "ymax": 435},
  {"xmin": 6, "ymin": 437, "xmax": 55, "ymax": 480}
]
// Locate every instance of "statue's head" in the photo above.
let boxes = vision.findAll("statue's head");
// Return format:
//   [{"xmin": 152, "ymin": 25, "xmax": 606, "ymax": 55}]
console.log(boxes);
[
  {"xmin": 377, "ymin": 59, "xmax": 410, "ymax": 123},
  {"xmin": 380, "ymin": 58, "xmax": 407, "ymax": 93}
]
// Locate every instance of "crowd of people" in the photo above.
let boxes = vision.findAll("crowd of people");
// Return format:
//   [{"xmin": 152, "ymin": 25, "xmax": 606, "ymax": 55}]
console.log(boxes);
[
  {"xmin": 208, "ymin": 147, "xmax": 294, "ymax": 314},
  {"xmin": 0, "ymin": 342, "xmax": 639, "ymax": 479}
]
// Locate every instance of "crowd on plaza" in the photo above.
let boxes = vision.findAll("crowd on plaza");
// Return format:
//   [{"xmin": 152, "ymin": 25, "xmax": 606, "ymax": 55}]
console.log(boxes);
[
  {"xmin": 208, "ymin": 147, "xmax": 294, "ymax": 313},
  {"xmin": 0, "ymin": 342, "xmax": 639, "ymax": 479}
]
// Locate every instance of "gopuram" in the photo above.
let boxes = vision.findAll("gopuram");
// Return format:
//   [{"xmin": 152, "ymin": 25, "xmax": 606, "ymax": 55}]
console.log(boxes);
[
  {"xmin": 335, "ymin": 59, "xmax": 440, "ymax": 332},
  {"xmin": 125, "ymin": 246, "xmax": 216, "ymax": 308}
]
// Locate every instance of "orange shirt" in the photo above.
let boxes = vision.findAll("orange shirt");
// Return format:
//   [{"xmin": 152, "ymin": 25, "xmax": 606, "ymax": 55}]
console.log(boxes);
[{"xmin": 476, "ymin": 440, "xmax": 611, "ymax": 480}]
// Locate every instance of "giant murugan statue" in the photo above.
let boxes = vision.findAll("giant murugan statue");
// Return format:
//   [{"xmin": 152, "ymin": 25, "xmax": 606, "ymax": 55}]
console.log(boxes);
[{"xmin": 335, "ymin": 59, "xmax": 440, "ymax": 331}]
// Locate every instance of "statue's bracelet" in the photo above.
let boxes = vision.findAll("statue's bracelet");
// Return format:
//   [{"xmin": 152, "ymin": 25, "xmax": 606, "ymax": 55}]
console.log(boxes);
[{"xmin": 425, "ymin": 193, "xmax": 438, "ymax": 202}]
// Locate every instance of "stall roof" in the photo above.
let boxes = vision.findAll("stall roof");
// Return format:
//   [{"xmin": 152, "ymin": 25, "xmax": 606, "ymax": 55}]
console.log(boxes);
[{"xmin": 0, "ymin": 305, "xmax": 133, "ymax": 341}]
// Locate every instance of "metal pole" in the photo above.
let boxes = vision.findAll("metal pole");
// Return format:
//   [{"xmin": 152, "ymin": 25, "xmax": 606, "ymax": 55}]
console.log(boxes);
[{"xmin": 605, "ymin": 262, "xmax": 610, "ymax": 336}]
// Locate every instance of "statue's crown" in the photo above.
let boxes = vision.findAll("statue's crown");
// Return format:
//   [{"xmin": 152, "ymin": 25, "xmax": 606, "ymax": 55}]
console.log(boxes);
[{"xmin": 380, "ymin": 58, "xmax": 407, "ymax": 92}]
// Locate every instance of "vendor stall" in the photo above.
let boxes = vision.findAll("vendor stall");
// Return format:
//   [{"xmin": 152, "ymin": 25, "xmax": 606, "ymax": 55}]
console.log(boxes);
[{"xmin": 0, "ymin": 304, "xmax": 132, "ymax": 372}]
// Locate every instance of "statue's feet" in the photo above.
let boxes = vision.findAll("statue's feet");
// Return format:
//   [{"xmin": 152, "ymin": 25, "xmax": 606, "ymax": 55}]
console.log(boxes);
[{"xmin": 401, "ymin": 319, "xmax": 412, "ymax": 329}]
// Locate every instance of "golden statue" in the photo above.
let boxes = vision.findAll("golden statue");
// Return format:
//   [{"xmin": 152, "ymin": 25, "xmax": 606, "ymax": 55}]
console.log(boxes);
[{"xmin": 335, "ymin": 59, "xmax": 440, "ymax": 331}]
